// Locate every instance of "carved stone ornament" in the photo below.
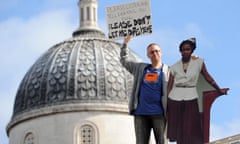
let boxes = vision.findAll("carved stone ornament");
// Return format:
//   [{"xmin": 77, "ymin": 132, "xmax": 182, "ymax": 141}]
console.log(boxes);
[{"xmin": 12, "ymin": 31, "xmax": 142, "ymax": 118}]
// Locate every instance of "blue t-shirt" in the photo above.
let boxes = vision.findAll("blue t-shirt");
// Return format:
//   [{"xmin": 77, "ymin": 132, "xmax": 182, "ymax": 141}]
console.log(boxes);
[{"xmin": 134, "ymin": 65, "xmax": 164, "ymax": 115}]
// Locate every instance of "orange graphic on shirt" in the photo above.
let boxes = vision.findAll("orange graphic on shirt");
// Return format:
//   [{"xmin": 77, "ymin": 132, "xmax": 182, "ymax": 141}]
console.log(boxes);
[{"xmin": 145, "ymin": 73, "xmax": 158, "ymax": 82}]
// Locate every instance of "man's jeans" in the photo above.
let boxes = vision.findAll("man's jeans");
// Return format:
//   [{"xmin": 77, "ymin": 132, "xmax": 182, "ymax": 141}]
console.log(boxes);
[{"xmin": 134, "ymin": 115, "xmax": 166, "ymax": 144}]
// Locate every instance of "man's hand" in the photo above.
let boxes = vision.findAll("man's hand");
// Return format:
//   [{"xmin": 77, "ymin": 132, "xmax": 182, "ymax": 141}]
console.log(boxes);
[
  {"xmin": 191, "ymin": 55, "xmax": 199, "ymax": 60},
  {"xmin": 124, "ymin": 34, "xmax": 131, "ymax": 45}
]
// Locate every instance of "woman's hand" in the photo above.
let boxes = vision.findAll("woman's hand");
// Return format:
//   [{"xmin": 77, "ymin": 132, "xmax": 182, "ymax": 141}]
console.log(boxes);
[{"xmin": 219, "ymin": 88, "xmax": 229, "ymax": 95}]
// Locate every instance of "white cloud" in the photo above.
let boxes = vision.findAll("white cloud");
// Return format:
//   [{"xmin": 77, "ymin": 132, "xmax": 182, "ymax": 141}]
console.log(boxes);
[
  {"xmin": 0, "ymin": 8, "xmax": 77, "ymax": 144},
  {"xmin": 1, "ymin": 8, "xmax": 76, "ymax": 55},
  {"xmin": 0, "ymin": 8, "xmax": 77, "ymax": 84}
]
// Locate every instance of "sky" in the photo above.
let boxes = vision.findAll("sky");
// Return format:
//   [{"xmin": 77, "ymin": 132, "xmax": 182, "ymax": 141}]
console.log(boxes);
[{"xmin": 0, "ymin": 0, "xmax": 240, "ymax": 143}]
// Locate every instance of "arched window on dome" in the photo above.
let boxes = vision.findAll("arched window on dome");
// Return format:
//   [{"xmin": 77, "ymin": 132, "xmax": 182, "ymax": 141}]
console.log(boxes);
[
  {"xmin": 23, "ymin": 132, "xmax": 35, "ymax": 144},
  {"xmin": 75, "ymin": 122, "xmax": 99, "ymax": 144},
  {"xmin": 81, "ymin": 125, "xmax": 95, "ymax": 144}
]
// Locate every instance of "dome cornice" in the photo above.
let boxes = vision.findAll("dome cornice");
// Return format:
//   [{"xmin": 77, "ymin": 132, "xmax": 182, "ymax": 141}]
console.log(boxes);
[
  {"xmin": 72, "ymin": 29, "xmax": 105, "ymax": 37},
  {"xmin": 7, "ymin": 102, "xmax": 128, "ymax": 136}
]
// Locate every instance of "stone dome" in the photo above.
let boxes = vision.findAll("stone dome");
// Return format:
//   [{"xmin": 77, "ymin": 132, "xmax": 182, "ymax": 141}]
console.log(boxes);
[
  {"xmin": 12, "ymin": 31, "xmax": 141, "ymax": 117},
  {"xmin": 7, "ymin": 0, "xmax": 142, "ymax": 134}
]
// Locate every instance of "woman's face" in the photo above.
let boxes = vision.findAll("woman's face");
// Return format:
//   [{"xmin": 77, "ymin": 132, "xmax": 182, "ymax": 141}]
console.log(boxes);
[{"xmin": 181, "ymin": 43, "xmax": 192, "ymax": 59}]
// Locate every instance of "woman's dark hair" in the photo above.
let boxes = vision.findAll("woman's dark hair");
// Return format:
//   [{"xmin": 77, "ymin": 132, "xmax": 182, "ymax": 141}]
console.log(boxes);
[{"xmin": 179, "ymin": 38, "xmax": 196, "ymax": 52}]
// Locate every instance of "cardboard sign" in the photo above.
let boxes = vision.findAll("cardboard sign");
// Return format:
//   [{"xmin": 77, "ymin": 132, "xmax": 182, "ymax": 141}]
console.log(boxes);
[{"xmin": 106, "ymin": 0, "xmax": 152, "ymax": 40}]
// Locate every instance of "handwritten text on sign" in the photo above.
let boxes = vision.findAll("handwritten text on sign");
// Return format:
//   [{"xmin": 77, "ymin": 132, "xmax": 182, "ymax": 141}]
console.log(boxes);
[{"xmin": 106, "ymin": 0, "xmax": 152, "ymax": 40}]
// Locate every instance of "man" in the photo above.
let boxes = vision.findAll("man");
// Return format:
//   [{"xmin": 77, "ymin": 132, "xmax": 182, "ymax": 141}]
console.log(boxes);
[{"xmin": 120, "ymin": 35, "xmax": 169, "ymax": 144}]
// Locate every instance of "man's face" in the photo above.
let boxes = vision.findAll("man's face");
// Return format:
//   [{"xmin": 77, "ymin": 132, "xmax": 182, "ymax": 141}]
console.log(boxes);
[{"xmin": 147, "ymin": 45, "xmax": 162, "ymax": 62}]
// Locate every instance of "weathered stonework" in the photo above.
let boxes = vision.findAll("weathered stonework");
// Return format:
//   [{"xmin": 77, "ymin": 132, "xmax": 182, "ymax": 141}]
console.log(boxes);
[{"xmin": 12, "ymin": 34, "xmax": 141, "ymax": 118}]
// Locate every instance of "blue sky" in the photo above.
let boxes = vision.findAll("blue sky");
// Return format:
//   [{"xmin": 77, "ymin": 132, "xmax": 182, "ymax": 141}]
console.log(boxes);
[{"xmin": 0, "ymin": 0, "xmax": 240, "ymax": 143}]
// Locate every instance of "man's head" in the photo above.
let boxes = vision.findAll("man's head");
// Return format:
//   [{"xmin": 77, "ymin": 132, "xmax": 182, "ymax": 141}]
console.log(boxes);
[{"xmin": 147, "ymin": 43, "xmax": 162, "ymax": 63}]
